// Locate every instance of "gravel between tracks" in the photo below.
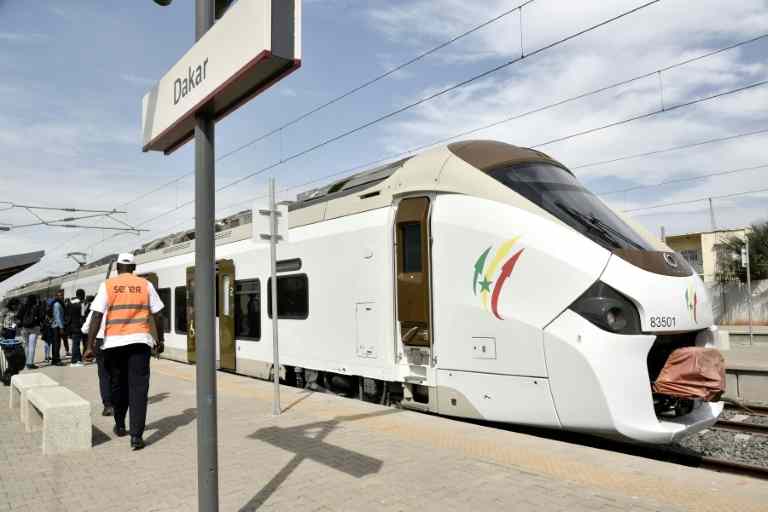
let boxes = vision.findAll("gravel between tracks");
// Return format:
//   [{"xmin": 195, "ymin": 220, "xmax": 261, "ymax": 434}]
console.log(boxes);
[{"xmin": 677, "ymin": 428, "xmax": 768, "ymax": 468}]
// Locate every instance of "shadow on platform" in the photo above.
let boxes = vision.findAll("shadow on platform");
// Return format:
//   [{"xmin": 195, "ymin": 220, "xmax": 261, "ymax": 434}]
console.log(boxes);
[
  {"xmin": 144, "ymin": 407, "xmax": 197, "ymax": 447},
  {"xmin": 239, "ymin": 408, "xmax": 398, "ymax": 511},
  {"xmin": 92, "ymin": 425, "xmax": 111, "ymax": 447}
]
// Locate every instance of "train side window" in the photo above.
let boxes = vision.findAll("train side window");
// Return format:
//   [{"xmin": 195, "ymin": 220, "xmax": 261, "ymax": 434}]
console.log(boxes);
[
  {"xmin": 235, "ymin": 280, "xmax": 260, "ymax": 340},
  {"xmin": 400, "ymin": 222, "xmax": 422, "ymax": 273},
  {"xmin": 157, "ymin": 288, "xmax": 171, "ymax": 334},
  {"xmin": 175, "ymin": 286, "xmax": 188, "ymax": 334},
  {"xmin": 267, "ymin": 274, "xmax": 308, "ymax": 319}
]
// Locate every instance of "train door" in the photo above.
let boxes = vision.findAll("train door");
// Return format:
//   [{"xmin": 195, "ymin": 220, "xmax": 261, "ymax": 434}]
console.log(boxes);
[
  {"xmin": 186, "ymin": 267, "xmax": 196, "ymax": 364},
  {"xmin": 139, "ymin": 273, "xmax": 161, "ymax": 343},
  {"xmin": 184, "ymin": 261, "xmax": 236, "ymax": 370},
  {"xmin": 394, "ymin": 196, "xmax": 436, "ymax": 409},
  {"xmin": 217, "ymin": 260, "xmax": 236, "ymax": 372}
]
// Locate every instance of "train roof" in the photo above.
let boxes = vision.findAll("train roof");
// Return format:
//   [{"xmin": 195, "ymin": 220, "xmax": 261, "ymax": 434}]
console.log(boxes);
[{"xmin": 5, "ymin": 140, "xmax": 578, "ymax": 296}]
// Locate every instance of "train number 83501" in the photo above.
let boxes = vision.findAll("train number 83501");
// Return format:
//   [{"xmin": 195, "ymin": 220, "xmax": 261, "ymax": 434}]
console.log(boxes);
[{"xmin": 649, "ymin": 316, "xmax": 676, "ymax": 329}]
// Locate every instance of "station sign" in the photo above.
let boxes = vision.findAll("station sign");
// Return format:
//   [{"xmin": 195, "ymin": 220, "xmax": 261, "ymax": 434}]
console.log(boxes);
[{"xmin": 142, "ymin": 0, "xmax": 302, "ymax": 154}]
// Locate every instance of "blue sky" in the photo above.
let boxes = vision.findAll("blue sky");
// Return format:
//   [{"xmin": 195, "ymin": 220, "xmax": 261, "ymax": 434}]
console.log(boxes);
[{"xmin": 1, "ymin": 0, "xmax": 767, "ymax": 293}]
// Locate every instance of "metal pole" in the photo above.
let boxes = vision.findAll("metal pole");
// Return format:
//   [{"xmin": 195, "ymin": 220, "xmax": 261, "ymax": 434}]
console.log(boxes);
[
  {"xmin": 194, "ymin": 1, "xmax": 219, "ymax": 511},
  {"xmin": 746, "ymin": 235, "xmax": 754, "ymax": 346},
  {"xmin": 708, "ymin": 197, "xmax": 717, "ymax": 231},
  {"xmin": 269, "ymin": 178, "xmax": 281, "ymax": 415}
]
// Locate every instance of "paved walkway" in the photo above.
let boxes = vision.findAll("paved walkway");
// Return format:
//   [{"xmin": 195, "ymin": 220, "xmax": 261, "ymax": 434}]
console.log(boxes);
[{"xmin": 1, "ymin": 360, "xmax": 767, "ymax": 512}]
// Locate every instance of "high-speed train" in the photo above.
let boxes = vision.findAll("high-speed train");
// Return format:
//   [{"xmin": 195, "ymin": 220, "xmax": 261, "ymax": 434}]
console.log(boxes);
[{"xmin": 4, "ymin": 140, "xmax": 722, "ymax": 443}]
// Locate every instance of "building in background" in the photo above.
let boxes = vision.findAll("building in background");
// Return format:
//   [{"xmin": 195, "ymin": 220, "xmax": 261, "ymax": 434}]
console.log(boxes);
[{"xmin": 665, "ymin": 228, "xmax": 747, "ymax": 283}]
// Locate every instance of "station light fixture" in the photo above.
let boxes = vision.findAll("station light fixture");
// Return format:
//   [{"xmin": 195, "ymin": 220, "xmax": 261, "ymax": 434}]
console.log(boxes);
[{"xmin": 152, "ymin": 0, "xmax": 233, "ymax": 19}]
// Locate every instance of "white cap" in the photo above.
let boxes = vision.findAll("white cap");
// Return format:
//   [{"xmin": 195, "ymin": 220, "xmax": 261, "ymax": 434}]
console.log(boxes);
[{"xmin": 117, "ymin": 253, "xmax": 135, "ymax": 265}]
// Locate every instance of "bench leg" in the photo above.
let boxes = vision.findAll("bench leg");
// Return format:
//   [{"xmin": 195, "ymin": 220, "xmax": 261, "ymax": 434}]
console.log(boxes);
[
  {"xmin": 9, "ymin": 384, "xmax": 19, "ymax": 410},
  {"xmin": 42, "ymin": 406, "xmax": 92, "ymax": 455},
  {"xmin": 26, "ymin": 401, "xmax": 44, "ymax": 433}
]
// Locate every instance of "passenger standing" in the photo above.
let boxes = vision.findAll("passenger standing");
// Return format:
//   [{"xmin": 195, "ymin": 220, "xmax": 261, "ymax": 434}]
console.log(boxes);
[
  {"xmin": 41, "ymin": 298, "xmax": 54, "ymax": 363},
  {"xmin": 85, "ymin": 253, "xmax": 165, "ymax": 450},
  {"xmin": 67, "ymin": 289, "xmax": 87, "ymax": 367},
  {"xmin": 51, "ymin": 290, "xmax": 66, "ymax": 366},
  {"xmin": 18, "ymin": 295, "xmax": 43, "ymax": 369},
  {"xmin": 1, "ymin": 299, "xmax": 20, "ymax": 340},
  {"xmin": 82, "ymin": 309, "xmax": 112, "ymax": 416},
  {"xmin": 61, "ymin": 298, "xmax": 71, "ymax": 357}
]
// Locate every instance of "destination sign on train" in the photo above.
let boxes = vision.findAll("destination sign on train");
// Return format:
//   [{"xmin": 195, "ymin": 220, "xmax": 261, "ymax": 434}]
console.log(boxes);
[{"xmin": 141, "ymin": 0, "xmax": 302, "ymax": 154}]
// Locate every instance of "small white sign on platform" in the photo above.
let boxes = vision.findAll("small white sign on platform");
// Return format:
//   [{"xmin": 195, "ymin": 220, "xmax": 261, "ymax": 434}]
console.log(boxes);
[{"xmin": 142, "ymin": 0, "xmax": 302, "ymax": 154}]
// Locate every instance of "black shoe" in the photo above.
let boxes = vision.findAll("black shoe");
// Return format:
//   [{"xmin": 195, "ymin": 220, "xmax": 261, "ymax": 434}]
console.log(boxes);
[
  {"xmin": 26, "ymin": 364, "xmax": 39, "ymax": 370},
  {"xmin": 113, "ymin": 425, "xmax": 128, "ymax": 437},
  {"xmin": 130, "ymin": 436, "xmax": 145, "ymax": 450},
  {"xmin": 102, "ymin": 406, "xmax": 114, "ymax": 417}
]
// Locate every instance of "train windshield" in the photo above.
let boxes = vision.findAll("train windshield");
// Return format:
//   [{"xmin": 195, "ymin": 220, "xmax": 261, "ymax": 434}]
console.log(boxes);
[{"xmin": 489, "ymin": 163, "xmax": 653, "ymax": 252}]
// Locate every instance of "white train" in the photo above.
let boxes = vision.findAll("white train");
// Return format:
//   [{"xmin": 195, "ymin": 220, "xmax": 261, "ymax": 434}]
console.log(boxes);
[{"xmin": 5, "ymin": 140, "xmax": 722, "ymax": 443}]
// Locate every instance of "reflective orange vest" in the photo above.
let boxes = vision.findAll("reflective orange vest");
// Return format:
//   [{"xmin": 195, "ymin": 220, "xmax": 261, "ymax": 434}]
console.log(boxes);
[{"xmin": 105, "ymin": 273, "xmax": 151, "ymax": 337}]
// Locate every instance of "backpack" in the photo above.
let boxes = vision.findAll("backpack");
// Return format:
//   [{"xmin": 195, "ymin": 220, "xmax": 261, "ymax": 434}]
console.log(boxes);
[
  {"xmin": 66, "ymin": 301, "xmax": 85, "ymax": 334},
  {"xmin": 21, "ymin": 303, "xmax": 41, "ymax": 329}
]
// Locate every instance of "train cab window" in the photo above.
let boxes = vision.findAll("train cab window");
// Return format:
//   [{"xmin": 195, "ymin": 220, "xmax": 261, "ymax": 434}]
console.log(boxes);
[
  {"xmin": 174, "ymin": 286, "xmax": 188, "ymax": 334},
  {"xmin": 157, "ymin": 288, "xmax": 171, "ymax": 334},
  {"xmin": 235, "ymin": 280, "xmax": 260, "ymax": 340},
  {"xmin": 267, "ymin": 274, "xmax": 308, "ymax": 319},
  {"xmin": 489, "ymin": 163, "xmax": 653, "ymax": 252},
  {"xmin": 400, "ymin": 222, "xmax": 422, "ymax": 273}
]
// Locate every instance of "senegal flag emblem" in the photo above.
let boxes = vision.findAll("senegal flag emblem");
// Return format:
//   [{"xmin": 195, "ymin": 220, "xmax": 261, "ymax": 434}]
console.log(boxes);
[{"xmin": 473, "ymin": 238, "xmax": 524, "ymax": 320}]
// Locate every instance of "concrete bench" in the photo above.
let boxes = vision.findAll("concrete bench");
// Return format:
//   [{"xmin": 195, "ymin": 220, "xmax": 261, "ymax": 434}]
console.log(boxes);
[
  {"xmin": 25, "ymin": 386, "xmax": 91, "ymax": 455},
  {"xmin": 9, "ymin": 373, "xmax": 59, "ymax": 424}
]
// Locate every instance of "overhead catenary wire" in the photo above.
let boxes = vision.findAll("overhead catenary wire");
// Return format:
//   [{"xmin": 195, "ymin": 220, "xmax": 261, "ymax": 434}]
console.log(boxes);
[
  {"xmin": 596, "ymin": 163, "xmax": 768, "ymax": 196},
  {"xmin": 85, "ymin": 76, "xmax": 768, "ymax": 257},
  {"xmin": 36, "ymin": 0, "xmax": 539, "ymax": 259},
  {"xmin": 83, "ymin": 0, "xmax": 540, "ymax": 219},
  {"xmin": 623, "ymin": 186, "xmax": 768, "ymax": 214},
  {"xmin": 75, "ymin": 0, "xmax": 668, "ymax": 248},
  {"xmin": 38, "ymin": 4, "xmax": 768, "ymax": 273},
  {"xmin": 217, "ymin": 0, "xmax": 664, "ymax": 194}
]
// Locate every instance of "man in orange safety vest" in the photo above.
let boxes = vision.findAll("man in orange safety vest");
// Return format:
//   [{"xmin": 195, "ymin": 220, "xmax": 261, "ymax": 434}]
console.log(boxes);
[{"xmin": 85, "ymin": 252, "xmax": 165, "ymax": 450}]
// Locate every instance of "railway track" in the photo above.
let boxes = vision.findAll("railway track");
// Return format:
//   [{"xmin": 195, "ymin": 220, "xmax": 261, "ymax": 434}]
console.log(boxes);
[
  {"xmin": 713, "ymin": 419, "xmax": 768, "ymax": 436},
  {"xmin": 700, "ymin": 456, "xmax": 768, "ymax": 479}
]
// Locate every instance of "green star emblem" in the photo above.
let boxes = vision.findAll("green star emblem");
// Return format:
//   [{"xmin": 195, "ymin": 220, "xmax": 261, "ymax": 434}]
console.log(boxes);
[{"xmin": 479, "ymin": 278, "xmax": 492, "ymax": 293}]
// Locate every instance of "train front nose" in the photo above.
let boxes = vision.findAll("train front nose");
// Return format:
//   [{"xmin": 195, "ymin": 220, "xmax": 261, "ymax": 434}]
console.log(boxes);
[{"xmin": 543, "ymin": 252, "xmax": 723, "ymax": 444}]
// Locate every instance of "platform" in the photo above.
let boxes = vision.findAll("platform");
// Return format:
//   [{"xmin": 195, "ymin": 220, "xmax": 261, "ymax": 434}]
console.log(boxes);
[
  {"xmin": 724, "ymin": 342, "xmax": 768, "ymax": 403},
  {"xmin": 0, "ymin": 360, "xmax": 766, "ymax": 512}
]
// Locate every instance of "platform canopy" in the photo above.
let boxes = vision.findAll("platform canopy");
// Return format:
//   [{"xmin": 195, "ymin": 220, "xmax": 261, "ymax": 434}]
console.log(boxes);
[{"xmin": 0, "ymin": 250, "xmax": 44, "ymax": 284}]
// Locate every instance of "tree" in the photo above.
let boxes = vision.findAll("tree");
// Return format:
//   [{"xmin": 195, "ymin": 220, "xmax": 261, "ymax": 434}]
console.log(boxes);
[{"xmin": 715, "ymin": 221, "xmax": 768, "ymax": 283}]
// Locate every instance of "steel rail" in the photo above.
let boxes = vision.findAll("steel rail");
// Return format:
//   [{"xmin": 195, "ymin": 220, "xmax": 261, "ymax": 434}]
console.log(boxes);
[
  {"xmin": 700, "ymin": 457, "xmax": 768, "ymax": 480},
  {"xmin": 713, "ymin": 419, "xmax": 768, "ymax": 436}
]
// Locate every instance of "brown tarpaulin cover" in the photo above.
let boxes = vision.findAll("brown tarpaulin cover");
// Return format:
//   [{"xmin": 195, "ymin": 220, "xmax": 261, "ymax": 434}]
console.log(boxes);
[{"xmin": 653, "ymin": 347, "xmax": 725, "ymax": 401}]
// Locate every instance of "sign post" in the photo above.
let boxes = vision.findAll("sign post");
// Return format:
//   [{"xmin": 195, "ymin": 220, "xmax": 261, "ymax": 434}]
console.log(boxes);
[
  {"xmin": 193, "ymin": 2, "xmax": 218, "ymax": 512},
  {"xmin": 256, "ymin": 178, "xmax": 287, "ymax": 415},
  {"xmin": 143, "ymin": 2, "xmax": 300, "ymax": 510},
  {"xmin": 743, "ymin": 237, "xmax": 754, "ymax": 346}
]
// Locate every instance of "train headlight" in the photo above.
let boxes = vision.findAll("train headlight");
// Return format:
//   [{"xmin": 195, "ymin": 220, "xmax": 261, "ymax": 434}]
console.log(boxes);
[{"xmin": 570, "ymin": 281, "xmax": 641, "ymax": 335}]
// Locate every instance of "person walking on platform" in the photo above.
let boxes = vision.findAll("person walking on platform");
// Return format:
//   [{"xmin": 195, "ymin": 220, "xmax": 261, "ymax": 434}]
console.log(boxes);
[
  {"xmin": 85, "ymin": 253, "xmax": 165, "ymax": 450},
  {"xmin": 66, "ymin": 289, "xmax": 87, "ymax": 367},
  {"xmin": 82, "ymin": 308, "xmax": 112, "ymax": 416},
  {"xmin": 50, "ymin": 290, "xmax": 66, "ymax": 366},
  {"xmin": 18, "ymin": 295, "xmax": 43, "ymax": 369}
]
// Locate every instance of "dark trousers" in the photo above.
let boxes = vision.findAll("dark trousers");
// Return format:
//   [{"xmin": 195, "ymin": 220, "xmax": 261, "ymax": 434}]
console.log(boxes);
[
  {"xmin": 95, "ymin": 340, "xmax": 112, "ymax": 407},
  {"xmin": 70, "ymin": 332, "xmax": 84, "ymax": 363},
  {"xmin": 105, "ymin": 344, "xmax": 151, "ymax": 437},
  {"xmin": 51, "ymin": 327, "xmax": 62, "ymax": 363}
]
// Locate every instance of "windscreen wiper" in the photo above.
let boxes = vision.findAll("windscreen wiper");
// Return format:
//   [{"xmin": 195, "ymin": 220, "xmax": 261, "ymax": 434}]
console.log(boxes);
[{"xmin": 555, "ymin": 202, "xmax": 622, "ymax": 249}]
